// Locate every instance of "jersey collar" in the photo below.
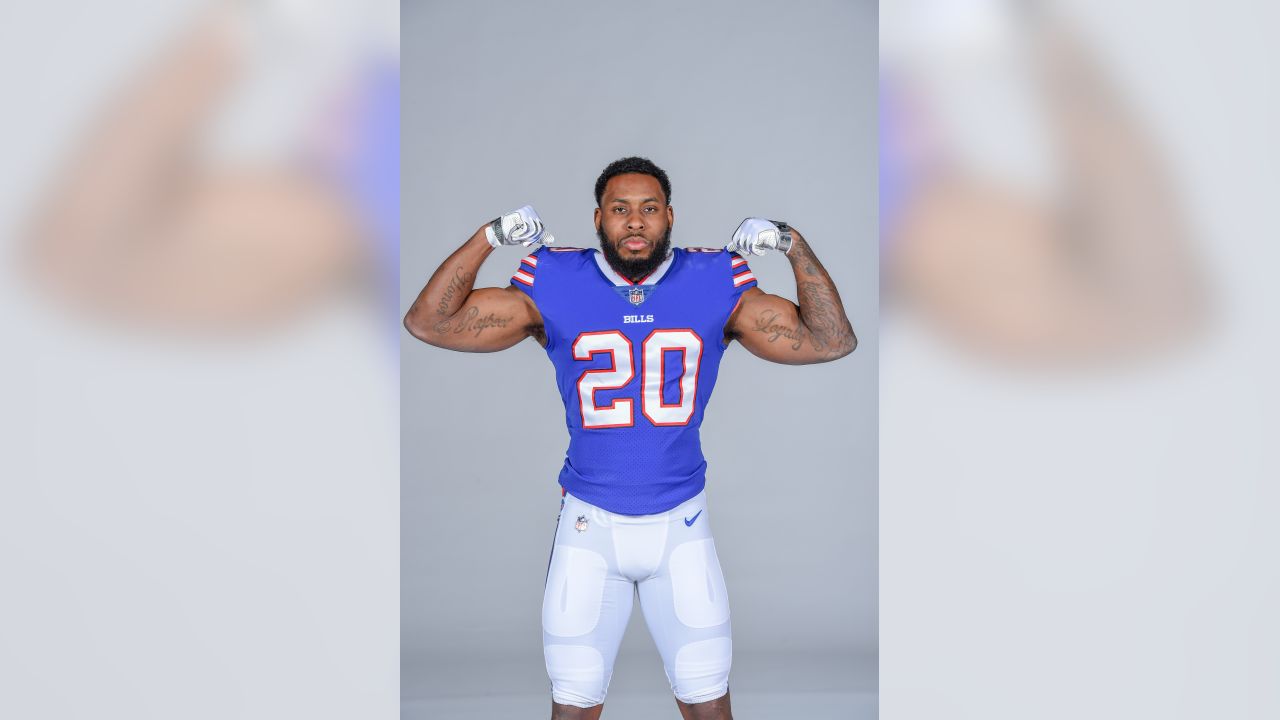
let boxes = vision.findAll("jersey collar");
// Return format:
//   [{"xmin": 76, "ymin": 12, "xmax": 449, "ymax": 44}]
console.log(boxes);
[{"xmin": 592, "ymin": 249, "xmax": 675, "ymax": 287}]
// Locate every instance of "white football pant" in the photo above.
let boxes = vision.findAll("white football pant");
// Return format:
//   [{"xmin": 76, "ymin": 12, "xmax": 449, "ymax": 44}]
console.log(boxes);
[{"xmin": 542, "ymin": 491, "xmax": 732, "ymax": 708}]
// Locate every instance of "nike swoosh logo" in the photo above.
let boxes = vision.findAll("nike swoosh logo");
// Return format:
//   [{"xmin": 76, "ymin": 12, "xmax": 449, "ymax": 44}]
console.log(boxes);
[{"xmin": 684, "ymin": 510, "xmax": 703, "ymax": 527}]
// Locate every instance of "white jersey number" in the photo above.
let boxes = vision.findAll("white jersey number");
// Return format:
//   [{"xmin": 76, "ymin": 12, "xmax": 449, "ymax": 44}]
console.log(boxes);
[
  {"xmin": 642, "ymin": 330, "xmax": 703, "ymax": 426},
  {"xmin": 573, "ymin": 329, "xmax": 704, "ymax": 429},
  {"xmin": 573, "ymin": 331, "xmax": 635, "ymax": 429}
]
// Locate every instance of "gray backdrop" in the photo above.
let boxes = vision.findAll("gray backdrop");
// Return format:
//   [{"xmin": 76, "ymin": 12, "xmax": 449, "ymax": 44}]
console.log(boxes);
[{"xmin": 401, "ymin": 1, "xmax": 877, "ymax": 717}]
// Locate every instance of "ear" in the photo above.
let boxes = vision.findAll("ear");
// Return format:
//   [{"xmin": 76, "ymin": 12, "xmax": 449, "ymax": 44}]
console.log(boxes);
[
  {"xmin": 667, "ymin": 204, "xmax": 674, "ymax": 227},
  {"xmin": 594, "ymin": 207, "xmax": 601, "ymax": 228}
]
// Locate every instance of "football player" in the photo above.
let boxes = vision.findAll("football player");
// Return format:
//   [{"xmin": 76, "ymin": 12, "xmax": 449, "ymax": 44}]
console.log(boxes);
[{"xmin": 404, "ymin": 157, "xmax": 856, "ymax": 720}]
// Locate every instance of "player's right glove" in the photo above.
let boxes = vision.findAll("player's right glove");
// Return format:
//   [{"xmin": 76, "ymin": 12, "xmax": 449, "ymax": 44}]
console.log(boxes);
[
  {"xmin": 485, "ymin": 205, "xmax": 556, "ymax": 248},
  {"xmin": 725, "ymin": 217, "xmax": 793, "ymax": 256}
]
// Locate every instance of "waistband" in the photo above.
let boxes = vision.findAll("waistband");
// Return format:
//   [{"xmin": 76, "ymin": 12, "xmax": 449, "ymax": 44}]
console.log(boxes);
[{"xmin": 563, "ymin": 489, "xmax": 707, "ymax": 527}]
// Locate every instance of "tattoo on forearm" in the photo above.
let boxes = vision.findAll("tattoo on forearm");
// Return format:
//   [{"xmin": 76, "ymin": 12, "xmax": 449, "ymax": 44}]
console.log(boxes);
[
  {"xmin": 433, "ymin": 305, "xmax": 513, "ymax": 338},
  {"xmin": 798, "ymin": 280, "xmax": 852, "ymax": 356},
  {"xmin": 787, "ymin": 237, "xmax": 857, "ymax": 357},
  {"xmin": 752, "ymin": 310, "xmax": 810, "ymax": 351},
  {"xmin": 790, "ymin": 238, "xmax": 821, "ymax": 277},
  {"xmin": 436, "ymin": 266, "xmax": 473, "ymax": 316}
]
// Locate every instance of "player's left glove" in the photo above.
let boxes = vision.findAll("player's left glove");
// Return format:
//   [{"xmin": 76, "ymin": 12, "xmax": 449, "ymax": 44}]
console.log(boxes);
[{"xmin": 725, "ymin": 217, "xmax": 793, "ymax": 256}]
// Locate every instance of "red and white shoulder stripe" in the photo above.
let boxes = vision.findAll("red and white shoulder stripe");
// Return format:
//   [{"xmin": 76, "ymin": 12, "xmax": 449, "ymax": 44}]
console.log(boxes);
[
  {"xmin": 511, "ymin": 253, "xmax": 538, "ymax": 287},
  {"xmin": 730, "ymin": 253, "xmax": 756, "ymax": 287}
]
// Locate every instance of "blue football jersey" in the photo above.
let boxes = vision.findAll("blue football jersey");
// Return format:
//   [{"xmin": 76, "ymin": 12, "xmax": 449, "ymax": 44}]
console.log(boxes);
[{"xmin": 511, "ymin": 246, "xmax": 758, "ymax": 515}]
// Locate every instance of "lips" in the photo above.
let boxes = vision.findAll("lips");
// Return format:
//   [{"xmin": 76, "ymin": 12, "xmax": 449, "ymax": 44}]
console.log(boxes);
[{"xmin": 622, "ymin": 236, "xmax": 648, "ymax": 252}]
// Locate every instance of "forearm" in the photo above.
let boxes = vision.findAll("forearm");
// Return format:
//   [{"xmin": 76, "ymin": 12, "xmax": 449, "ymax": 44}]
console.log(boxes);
[
  {"xmin": 403, "ymin": 225, "xmax": 542, "ymax": 352},
  {"xmin": 404, "ymin": 227, "xmax": 494, "ymax": 339},
  {"xmin": 786, "ymin": 232, "xmax": 857, "ymax": 359}
]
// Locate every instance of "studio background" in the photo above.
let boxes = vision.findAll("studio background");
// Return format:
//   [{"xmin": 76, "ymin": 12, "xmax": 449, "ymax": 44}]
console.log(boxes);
[{"xmin": 401, "ymin": 1, "xmax": 877, "ymax": 717}]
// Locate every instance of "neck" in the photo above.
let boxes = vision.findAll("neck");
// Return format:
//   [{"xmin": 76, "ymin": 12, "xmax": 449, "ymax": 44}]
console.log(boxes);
[{"xmin": 615, "ymin": 265, "xmax": 650, "ymax": 284}]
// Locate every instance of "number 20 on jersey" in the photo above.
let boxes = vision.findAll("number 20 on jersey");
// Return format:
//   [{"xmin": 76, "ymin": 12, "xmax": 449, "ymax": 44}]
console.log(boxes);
[{"xmin": 573, "ymin": 329, "xmax": 704, "ymax": 428}]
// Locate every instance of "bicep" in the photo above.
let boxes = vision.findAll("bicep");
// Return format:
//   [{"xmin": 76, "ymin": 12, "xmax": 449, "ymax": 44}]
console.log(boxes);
[
  {"xmin": 727, "ymin": 288, "xmax": 821, "ymax": 365},
  {"xmin": 419, "ymin": 285, "xmax": 543, "ymax": 352}
]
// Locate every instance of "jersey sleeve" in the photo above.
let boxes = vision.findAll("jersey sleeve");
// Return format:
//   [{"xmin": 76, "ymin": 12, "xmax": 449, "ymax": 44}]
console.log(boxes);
[
  {"xmin": 509, "ymin": 249, "xmax": 540, "ymax": 297},
  {"xmin": 729, "ymin": 252, "xmax": 758, "ymax": 293},
  {"xmin": 717, "ymin": 251, "xmax": 759, "ymax": 349}
]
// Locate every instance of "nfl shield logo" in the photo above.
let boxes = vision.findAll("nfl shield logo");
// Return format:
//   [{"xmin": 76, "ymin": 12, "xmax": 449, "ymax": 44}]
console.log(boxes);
[
  {"xmin": 575, "ymin": 515, "xmax": 589, "ymax": 533},
  {"xmin": 628, "ymin": 288, "xmax": 645, "ymax": 306}
]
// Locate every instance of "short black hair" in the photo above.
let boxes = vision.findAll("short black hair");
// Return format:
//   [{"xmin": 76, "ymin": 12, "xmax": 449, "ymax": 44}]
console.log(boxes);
[{"xmin": 594, "ymin": 156, "xmax": 672, "ymax": 207}]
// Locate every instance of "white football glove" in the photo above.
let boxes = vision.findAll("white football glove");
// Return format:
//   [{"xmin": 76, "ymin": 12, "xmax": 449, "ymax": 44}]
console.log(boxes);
[
  {"xmin": 726, "ymin": 217, "xmax": 793, "ymax": 256},
  {"xmin": 485, "ymin": 205, "xmax": 556, "ymax": 248}
]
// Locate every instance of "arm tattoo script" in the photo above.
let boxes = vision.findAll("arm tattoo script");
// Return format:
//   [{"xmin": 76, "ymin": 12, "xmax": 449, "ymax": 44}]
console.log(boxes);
[
  {"xmin": 435, "ymin": 266, "xmax": 473, "ymax": 316},
  {"xmin": 433, "ymin": 306, "xmax": 513, "ymax": 338},
  {"xmin": 752, "ymin": 309, "xmax": 809, "ymax": 351}
]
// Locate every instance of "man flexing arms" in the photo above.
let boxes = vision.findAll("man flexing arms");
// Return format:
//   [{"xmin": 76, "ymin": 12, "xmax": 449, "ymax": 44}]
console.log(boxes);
[{"xmin": 405, "ymin": 157, "xmax": 855, "ymax": 720}]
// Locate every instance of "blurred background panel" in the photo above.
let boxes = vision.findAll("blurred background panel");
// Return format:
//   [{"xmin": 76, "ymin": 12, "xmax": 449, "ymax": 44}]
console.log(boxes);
[
  {"xmin": 1, "ymin": 2, "xmax": 399, "ymax": 719},
  {"xmin": 880, "ymin": 1, "xmax": 1279, "ymax": 719}
]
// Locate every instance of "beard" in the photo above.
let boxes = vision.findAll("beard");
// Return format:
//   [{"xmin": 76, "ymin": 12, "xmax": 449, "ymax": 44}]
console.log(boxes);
[{"xmin": 598, "ymin": 225, "xmax": 673, "ymax": 283}]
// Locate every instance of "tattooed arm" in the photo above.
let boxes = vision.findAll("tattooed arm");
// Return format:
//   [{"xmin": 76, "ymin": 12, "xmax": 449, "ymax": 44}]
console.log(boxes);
[
  {"xmin": 726, "ymin": 228, "xmax": 857, "ymax": 364},
  {"xmin": 404, "ymin": 225, "xmax": 545, "ymax": 352}
]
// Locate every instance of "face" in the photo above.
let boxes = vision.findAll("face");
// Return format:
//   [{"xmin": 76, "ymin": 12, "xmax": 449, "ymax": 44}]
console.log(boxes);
[{"xmin": 595, "ymin": 173, "xmax": 674, "ymax": 265}]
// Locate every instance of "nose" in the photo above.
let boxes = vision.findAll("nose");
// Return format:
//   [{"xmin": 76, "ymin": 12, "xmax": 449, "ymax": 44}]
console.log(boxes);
[{"xmin": 626, "ymin": 213, "xmax": 645, "ymax": 232}]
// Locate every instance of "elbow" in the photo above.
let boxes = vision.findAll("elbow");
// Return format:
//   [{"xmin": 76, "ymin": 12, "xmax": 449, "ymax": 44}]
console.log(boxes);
[
  {"xmin": 833, "ymin": 335, "xmax": 857, "ymax": 361},
  {"xmin": 403, "ymin": 311, "xmax": 441, "ymax": 347},
  {"xmin": 824, "ymin": 332, "xmax": 857, "ymax": 362},
  {"xmin": 842, "ymin": 333, "xmax": 858, "ymax": 358}
]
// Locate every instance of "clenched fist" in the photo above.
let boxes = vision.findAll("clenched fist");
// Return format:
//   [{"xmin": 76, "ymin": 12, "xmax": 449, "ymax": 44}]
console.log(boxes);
[
  {"xmin": 485, "ymin": 205, "xmax": 556, "ymax": 248},
  {"xmin": 725, "ymin": 217, "xmax": 793, "ymax": 256}
]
